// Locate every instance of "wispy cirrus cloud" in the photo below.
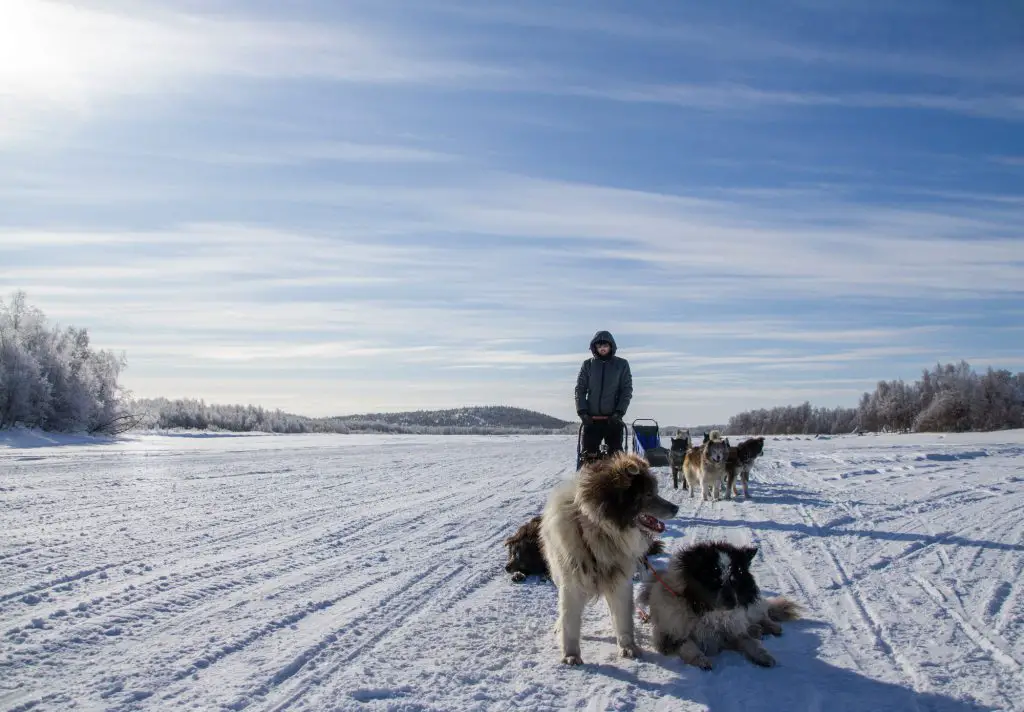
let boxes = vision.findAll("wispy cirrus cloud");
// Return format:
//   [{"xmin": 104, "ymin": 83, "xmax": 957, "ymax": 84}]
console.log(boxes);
[
  {"xmin": 431, "ymin": 0, "xmax": 1024, "ymax": 88},
  {"xmin": 563, "ymin": 84, "xmax": 1024, "ymax": 121},
  {"xmin": 5, "ymin": 171, "xmax": 1023, "ymax": 304},
  {"xmin": 199, "ymin": 142, "xmax": 457, "ymax": 166},
  {"xmin": 0, "ymin": 0, "xmax": 508, "ymax": 144},
  {"xmin": 268, "ymin": 174, "xmax": 1024, "ymax": 298},
  {"xmin": 989, "ymin": 155, "xmax": 1024, "ymax": 167}
]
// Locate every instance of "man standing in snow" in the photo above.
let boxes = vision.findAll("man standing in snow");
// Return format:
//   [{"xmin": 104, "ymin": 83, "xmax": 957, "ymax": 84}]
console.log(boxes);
[{"xmin": 575, "ymin": 330, "xmax": 633, "ymax": 458}]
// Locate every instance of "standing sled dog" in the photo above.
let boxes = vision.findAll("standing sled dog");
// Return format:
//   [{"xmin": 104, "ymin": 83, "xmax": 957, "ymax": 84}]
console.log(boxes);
[
  {"xmin": 683, "ymin": 430, "xmax": 730, "ymax": 501},
  {"xmin": 725, "ymin": 436, "xmax": 766, "ymax": 499},
  {"xmin": 540, "ymin": 452, "xmax": 678, "ymax": 665},
  {"xmin": 668, "ymin": 432, "xmax": 691, "ymax": 490}
]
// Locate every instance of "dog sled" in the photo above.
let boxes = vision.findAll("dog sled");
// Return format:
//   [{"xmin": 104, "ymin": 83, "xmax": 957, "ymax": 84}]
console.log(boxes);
[
  {"xmin": 574, "ymin": 416, "xmax": 670, "ymax": 469},
  {"xmin": 631, "ymin": 419, "xmax": 671, "ymax": 467}
]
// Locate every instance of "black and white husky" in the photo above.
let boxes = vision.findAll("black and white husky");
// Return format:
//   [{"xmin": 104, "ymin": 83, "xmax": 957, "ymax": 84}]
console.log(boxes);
[{"xmin": 638, "ymin": 540, "xmax": 801, "ymax": 669}]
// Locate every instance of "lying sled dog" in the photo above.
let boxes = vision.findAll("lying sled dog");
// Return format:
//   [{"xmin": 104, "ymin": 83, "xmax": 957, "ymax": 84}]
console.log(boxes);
[
  {"xmin": 540, "ymin": 452, "xmax": 679, "ymax": 665},
  {"xmin": 504, "ymin": 515, "xmax": 548, "ymax": 583},
  {"xmin": 504, "ymin": 514, "xmax": 665, "ymax": 583},
  {"xmin": 638, "ymin": 541, "xmax": 802, "ymax": 669}
]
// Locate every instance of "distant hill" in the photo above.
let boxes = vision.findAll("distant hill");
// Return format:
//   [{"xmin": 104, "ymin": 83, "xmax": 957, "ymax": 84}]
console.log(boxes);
[
  {"xmin": 131, "ymin": 398, "xmax": 571, "ymax": 435},
  {"xmin": 333, "ymin": 406, "xmax": 571, "ymax": 432}
]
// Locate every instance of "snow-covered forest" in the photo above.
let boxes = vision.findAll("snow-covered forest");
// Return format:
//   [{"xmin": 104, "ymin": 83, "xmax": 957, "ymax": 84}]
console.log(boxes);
[
  {"xmin": 0, "ymin": 292, "xmax": 130, "ymax": 434},
  {"xmin": 727, "ymin": 362, "xmax": 1024, "ymax": 435}
]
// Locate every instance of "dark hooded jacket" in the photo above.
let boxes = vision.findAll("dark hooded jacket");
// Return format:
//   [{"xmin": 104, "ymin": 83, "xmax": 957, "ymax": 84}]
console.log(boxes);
[{"xmin": 575, "ymin": 330, "xmax": 633, "ymax": 418}]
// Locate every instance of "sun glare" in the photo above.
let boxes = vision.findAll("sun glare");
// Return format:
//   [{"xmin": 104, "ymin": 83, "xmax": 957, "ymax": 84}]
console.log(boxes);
[{"xmin": 0, "ymin": 1, "xmax": 82, "ymax": 102}]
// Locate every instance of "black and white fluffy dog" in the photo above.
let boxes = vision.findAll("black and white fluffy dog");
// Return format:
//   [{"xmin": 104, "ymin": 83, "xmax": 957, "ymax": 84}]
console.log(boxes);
[{"xmin": 638, "ymin": 541, "xmax": 802, "ymax": 669}]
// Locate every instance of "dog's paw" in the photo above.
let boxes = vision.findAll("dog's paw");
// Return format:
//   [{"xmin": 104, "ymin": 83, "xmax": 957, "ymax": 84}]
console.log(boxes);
[
  {"xmin": 510, "ymin": 571, "xmax": 526, "ymax": 583},
  {"xmin": 686, "ymin": 654, "xmax": 713, "ymax": 670},
  {"xmin": 747, "ymin": 648, "xmax": 776, "ymax": 667},
  {"xmin": 619, "ymin": 643, "xmax": 641, "ymax": 659},
  {"xmin": 561, "ymin": 654, "xmax": 584, "ymax": 666},
  {"xmin": 762, "ymin": 619, "xmax": 783, "ymax": 636}
]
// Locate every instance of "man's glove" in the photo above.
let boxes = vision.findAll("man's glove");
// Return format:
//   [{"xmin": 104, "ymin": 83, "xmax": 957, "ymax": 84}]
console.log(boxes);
[
  {"xmin": 609, "ymin": 411, "xmax": 624, "ymax": 426},
  {"xmin": 578, "ymin": 411, "xmax": 593, "ymax": 426}
]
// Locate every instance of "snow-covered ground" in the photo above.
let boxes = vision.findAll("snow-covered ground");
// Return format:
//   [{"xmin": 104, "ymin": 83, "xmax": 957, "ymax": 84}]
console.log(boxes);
[{"xmin": 2, "ymin": 429, "xmax": 1023, "ymax": 711}]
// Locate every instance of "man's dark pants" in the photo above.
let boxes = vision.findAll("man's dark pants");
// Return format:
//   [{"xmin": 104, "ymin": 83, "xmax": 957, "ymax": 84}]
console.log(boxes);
[{"xmin": 582, "ymin": 418, "xmax": 624, "ymax": 455}]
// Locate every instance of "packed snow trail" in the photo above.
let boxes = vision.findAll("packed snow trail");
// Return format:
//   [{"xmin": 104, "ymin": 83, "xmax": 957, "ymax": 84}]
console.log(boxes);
[{"xmin": 1, "ymin": 430, "xmax": 1022, "ymax": 711}]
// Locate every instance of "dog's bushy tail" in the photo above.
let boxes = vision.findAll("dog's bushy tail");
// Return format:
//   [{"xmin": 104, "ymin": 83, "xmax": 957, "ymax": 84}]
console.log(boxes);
[{"xmin": 765, "ymin": 596, "xmax": 803, "ymax": 622}]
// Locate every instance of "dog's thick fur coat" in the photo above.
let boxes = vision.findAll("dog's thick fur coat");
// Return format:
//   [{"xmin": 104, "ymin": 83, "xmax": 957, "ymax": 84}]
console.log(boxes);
[
  {"xmin": 639, "ymin": 541, "xmax": 802, "ymax": 669},
  {"xmin": 683, "ymin": 430, "xmax": 730, "ymax": 500},
  {"xmin": 540, "ymin": 452, "xmax": 679, "ymax": 665}
]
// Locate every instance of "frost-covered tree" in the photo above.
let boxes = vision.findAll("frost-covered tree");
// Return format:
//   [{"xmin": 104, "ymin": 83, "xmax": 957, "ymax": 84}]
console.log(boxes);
[
  {"xmin": 726, "ymin": 402, "xmax": 859, "ymax": 436},
  {"xmin": 0, "ymin": 291, "xmax": 131, "ymax": 433},
  {"xmin": 726, "ymin": 360, "xmax": 1024, "ymax": 435}
]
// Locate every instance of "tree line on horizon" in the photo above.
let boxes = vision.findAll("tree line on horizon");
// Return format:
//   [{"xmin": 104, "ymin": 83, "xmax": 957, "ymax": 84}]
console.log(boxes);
[
  {"xmin": 726, "ymin": 361, "xmax": 1024, "ymax": 435},
  {"xmin": 2, "ymin": 292, "xmax": 1022, "ymax": 436}
]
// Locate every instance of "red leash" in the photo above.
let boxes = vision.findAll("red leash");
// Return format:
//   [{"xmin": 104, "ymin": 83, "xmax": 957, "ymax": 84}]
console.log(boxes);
[
  {"xmin": 643, "ymin": 556, "xmax": 681, "ymax": 597},
  {"xmin": 636, "ymin": 556, "xmax": 681, "ymax": 623}
]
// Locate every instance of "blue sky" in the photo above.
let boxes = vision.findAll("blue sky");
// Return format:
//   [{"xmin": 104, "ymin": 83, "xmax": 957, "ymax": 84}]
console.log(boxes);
[{"xmin": 1, "ymin": 0, "xmax": 1022, "ymax": 424}]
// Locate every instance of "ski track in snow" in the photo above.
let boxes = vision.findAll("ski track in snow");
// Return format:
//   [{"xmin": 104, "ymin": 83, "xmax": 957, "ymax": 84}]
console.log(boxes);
[{"xmin": 1, "ymin": 430, "xmax": 1023, "ymax": 711}]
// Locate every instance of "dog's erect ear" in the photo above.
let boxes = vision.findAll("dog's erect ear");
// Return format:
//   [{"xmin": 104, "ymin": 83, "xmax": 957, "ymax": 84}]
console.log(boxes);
[{"xmin": 740, "ymin": 546, "xmax": 758, "ymax": 565}]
